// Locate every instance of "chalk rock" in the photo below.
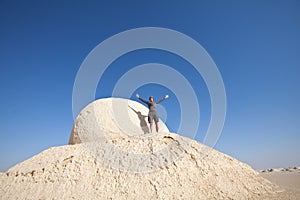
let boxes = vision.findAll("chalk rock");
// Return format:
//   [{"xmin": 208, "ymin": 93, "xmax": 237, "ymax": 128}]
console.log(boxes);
[
  {"xmin": 69, "ymin": 98, "xmax": 169, "ymax": 144},
  {"xmin": 1, "ymin": 132, "xmax": 280, "ymax": 199},
  {"xmin": 0, "ymin": 98, "xmax": 282, "ymax": 199}
]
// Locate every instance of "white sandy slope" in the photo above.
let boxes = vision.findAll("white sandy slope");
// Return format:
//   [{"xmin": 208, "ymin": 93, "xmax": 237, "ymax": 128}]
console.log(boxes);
[
  {"xmin": 1, "ymin": 132, "xmax": 281, "ymax": 199},
  {"xmin": 0, "ymin": 98, "xmax": 294, "ymax": 199}
]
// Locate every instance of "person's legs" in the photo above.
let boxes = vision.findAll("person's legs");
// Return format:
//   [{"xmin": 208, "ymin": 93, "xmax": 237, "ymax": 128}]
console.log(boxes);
[
  {"xmin": 153, "ymin": 113, "xmax": 159, "ymax": 133},
  {"xmin": 148, "ymin": 113, "xmax": 154, "ymax": 133},
  {"xmin": 155, "ymin": 122, "xmax": 159, "ymax": 132},
  {"xmin": 149, "ymin": 122, "xmax": 153, "ymax": 133}
]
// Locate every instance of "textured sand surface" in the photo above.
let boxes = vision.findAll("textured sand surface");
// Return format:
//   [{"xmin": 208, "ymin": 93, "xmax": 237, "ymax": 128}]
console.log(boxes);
[
  {"xmin": 0, "ymin": 132, "xmax": 282, "ymax": 199},
  {"xmin": 0, "ymin": 98, "xmax": 296, "ymax": 199}
]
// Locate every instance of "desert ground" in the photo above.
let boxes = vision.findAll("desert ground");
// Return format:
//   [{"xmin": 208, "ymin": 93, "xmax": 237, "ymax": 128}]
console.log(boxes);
[{"xmin": 258, "ymin": 167, "xmax": 300, "ymax": 199}]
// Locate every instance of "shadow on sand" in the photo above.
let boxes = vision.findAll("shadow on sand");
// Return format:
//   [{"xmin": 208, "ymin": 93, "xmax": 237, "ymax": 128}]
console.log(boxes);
[{"xmin": 128, "ymin": 105, "xmax": 150, "ymax": 134}]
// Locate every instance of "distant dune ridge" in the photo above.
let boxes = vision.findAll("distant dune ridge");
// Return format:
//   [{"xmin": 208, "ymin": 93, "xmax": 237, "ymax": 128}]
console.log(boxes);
[{"xmin": 0, "ymin": 98, "xmax": 298, "ymax": 199}]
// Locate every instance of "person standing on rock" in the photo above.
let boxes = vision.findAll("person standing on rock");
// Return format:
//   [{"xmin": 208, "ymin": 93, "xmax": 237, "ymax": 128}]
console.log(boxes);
[{"xmin": 136, "ymin": 94, "xmax": 169, "ymax": 133}]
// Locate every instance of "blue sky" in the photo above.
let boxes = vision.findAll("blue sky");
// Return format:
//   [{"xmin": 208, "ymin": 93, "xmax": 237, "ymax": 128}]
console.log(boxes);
[{"xmin": 0, "ymin": 0, "xmax": 299, "ymax": 171}]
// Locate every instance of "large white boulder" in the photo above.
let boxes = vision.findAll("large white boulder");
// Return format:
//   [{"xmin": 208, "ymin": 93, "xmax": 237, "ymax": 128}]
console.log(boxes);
[{"xmin": 69, "ymin": 98, "xmax": 169, "ymax": 144}]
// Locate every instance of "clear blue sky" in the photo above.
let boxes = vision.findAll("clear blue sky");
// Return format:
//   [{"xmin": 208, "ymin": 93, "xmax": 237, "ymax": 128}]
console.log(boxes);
[{"xmin": 1, "ymin": 0, "xmax": 299, "ymax": 171}]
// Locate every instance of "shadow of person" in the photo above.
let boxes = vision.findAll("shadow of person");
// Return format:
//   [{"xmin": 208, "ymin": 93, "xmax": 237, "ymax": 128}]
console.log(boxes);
[{"xmin": 128, "ymin": 105, "xmax": 150, "ymax": 134}]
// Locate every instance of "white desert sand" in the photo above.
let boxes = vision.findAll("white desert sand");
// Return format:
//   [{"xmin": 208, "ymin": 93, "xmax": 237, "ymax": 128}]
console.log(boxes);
[
  {"xmin": 260, "ymin": 167, "xmax": 300, "ymax": 192},
  {"xmin": 0, "ymin": 98, "xmax": 298, "ymax": 199}
]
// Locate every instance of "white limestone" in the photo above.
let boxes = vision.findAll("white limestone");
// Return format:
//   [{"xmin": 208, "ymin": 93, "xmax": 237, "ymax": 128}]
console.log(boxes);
[{"xmin": 0, "ymin": 98, "xmax": 285, "ymax": 199}]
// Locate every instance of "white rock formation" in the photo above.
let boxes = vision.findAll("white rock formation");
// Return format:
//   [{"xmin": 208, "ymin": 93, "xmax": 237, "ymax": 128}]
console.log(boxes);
[
  {"xmin": 259, "ymin": 166, "xmax": 300, "ymax": 173},
  {"xmin": 0, "ymin": 98, "xmax": 284, "ymax": 199},
  {"xmin": 69, "ymin": 98, "xmax": 169, "ymax": 144}
]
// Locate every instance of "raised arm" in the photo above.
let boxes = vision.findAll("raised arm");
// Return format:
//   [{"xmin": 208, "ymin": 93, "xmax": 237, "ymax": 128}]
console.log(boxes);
[
  {"xmin": 156, "ymin": 95, "xmax": 169, "ymax": 104},
  {"xmin": 136, "ymin": 93, "xmax": 148, "ymax": 104}
]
